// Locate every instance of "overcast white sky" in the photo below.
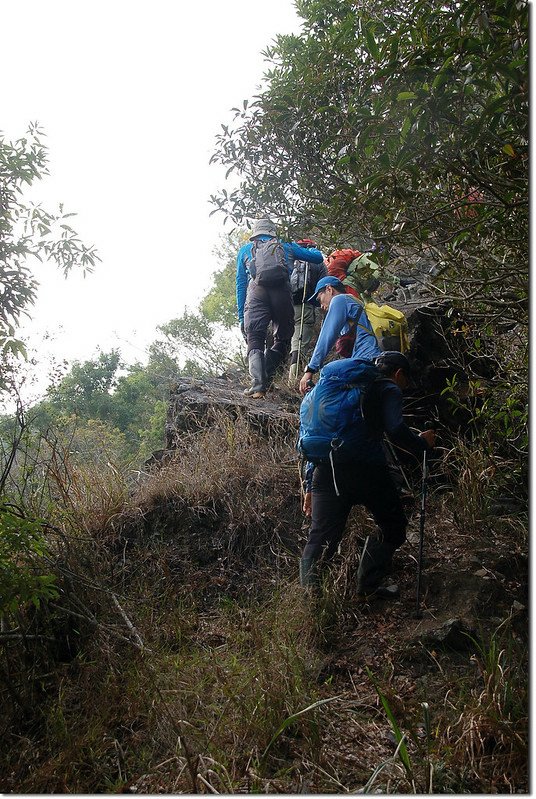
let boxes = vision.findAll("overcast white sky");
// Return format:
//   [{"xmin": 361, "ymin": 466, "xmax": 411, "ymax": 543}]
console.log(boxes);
[{"xmin": 2, "ymin": 0, "xmax": 300, "ymax": 388}]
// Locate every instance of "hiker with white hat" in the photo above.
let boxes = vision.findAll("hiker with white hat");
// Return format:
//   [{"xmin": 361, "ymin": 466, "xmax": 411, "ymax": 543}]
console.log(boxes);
[{"xmin": 236, "ymin": 218, "xmax": 324, "ymax": 398}]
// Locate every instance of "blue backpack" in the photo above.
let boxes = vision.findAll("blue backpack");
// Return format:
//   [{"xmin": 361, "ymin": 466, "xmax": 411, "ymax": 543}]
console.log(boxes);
[{"xmin": 297, "ymin": 359, "xmax": 380, "ymax": 464}]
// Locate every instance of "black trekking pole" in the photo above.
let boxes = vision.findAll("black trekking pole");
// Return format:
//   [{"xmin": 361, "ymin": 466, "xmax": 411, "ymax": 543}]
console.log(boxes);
[{"xmin": 414, "ymin": 422, "xmax": 435, "ymax": 619}]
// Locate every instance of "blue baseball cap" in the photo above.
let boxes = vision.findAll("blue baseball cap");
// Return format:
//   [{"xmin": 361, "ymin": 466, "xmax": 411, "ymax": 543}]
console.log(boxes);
[{"xmin": 307, "ymin": 275, "xmax": 346, "ymax": 304}]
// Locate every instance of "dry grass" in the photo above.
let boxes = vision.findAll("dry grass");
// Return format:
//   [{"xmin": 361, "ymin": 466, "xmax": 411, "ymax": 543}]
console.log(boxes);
[
  {"xmin": 442, "ymin": 436, "xmax": 528, "ymax": 536},
  {"xmin": 3, "ymin": 588, "xmax": 326, "ymax": 794},
  {"xmin": 0, "ymin": 410, "xmax": 529, "ymax": 793},
  {"xmin": 439, "ymin": 630, "xmax": 528, "ymax": 792}
]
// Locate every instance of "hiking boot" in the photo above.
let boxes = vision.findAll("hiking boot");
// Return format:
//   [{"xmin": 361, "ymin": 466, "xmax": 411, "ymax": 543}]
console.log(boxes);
[
  {"xmin": 265, "ymin": 348, "xmax": 285, "ymax": 386},
  {"xmin": 357, "ymin": 582, "xmax": 400, "ymax": 601},
  {"xmin": 357, "ymin": 535, "xmax": 398, "ymax": 596},
  {"xmin": 399, "ymin": 489, "xmax": 416, "ymax": 511},
  {"xmin": 288, "ymin": 350, "xmax": 299, "ymax": 380},
  {"xmin": 299, "ymin": 556, "xmax": 318, "ymax": 588},
  {"xmin": 244, "ymin": 349, "xmax": 266, "ymax": 397}
]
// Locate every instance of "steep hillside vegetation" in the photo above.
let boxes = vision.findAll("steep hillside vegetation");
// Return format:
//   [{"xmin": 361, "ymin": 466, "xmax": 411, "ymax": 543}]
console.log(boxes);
[
  {"xmin": 0, "ymin": 370, "xmax": 528, "ymax": 793},
  {"xmin": 0, "ymin": 1, "xmax": 527, "ymax": 792}
]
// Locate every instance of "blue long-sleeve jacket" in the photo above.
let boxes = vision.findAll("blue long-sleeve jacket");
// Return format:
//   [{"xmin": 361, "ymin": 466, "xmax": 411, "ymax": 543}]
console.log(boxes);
[
  {"xmin": 236, "ymin": 236, "xmax": 324, "ymax": 323},
  {"xmin": 306, "ymin": 294, "xmax": 382, "ymax": 370}
]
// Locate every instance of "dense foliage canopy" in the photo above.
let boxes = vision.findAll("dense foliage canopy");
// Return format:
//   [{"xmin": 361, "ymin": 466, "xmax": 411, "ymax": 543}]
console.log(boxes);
[{"xmin": 211, "ymin": 0, "xmax": 528, "ymax": 323}]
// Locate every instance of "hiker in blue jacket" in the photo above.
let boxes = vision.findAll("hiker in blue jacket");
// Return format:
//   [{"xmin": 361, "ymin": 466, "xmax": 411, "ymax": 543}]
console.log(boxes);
[
  {"xmin": 237, "ymin": 218, "xmax": 324, "ymax": 398},
  {"xmin": 298, "ymin": 276, "xmax": 382, "ymax": 395},
  {"xmin": 299, "ymin": 351, "xmax": 436, "ymax": 599}
]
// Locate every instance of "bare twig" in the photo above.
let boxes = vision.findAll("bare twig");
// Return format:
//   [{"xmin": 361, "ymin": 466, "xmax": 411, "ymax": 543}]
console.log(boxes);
[
  {"xmin": 0, "ymin": 633, "xmax": 55, "ymax": 642},
  {"xmin": 111, "ymin": 593, "xmax": 146, "ymax": 650}
]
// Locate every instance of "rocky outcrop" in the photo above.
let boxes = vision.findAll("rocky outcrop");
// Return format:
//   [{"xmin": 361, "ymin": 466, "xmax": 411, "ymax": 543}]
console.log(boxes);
[
  {"xmin": 160, "ymin": 297, "xmax": 486, "ymax": 463},
  {"xmin": 164, "ymin": 375, "xmax": 298, "ymax": 452}
]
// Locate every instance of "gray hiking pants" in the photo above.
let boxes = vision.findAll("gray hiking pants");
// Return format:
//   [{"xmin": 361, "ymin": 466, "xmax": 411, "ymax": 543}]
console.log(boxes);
[
  {"xmin": 244, "ymin": 280, "xmax": 294, "ymax": 357},
  {"xmin": 290, "ymin": 302, "xmax": 316, "ymax": 355}
]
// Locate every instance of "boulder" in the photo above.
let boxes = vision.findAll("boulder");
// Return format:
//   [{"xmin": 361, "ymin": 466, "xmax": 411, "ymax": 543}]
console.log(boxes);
[{"xmin": 164, "ymin": 375, "xmax": 298, "ymax": 451}]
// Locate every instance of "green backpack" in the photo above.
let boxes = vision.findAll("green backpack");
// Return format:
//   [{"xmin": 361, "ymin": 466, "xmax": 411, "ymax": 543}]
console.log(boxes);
[{"xmin": 343, "ymin": 253, "xmax": 381, "ymax": 299}]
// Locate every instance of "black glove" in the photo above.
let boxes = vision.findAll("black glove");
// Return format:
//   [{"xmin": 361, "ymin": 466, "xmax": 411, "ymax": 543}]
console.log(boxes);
[{"xmin": 240, "ymin": 321, "xmax": 247, "ymax": 341}]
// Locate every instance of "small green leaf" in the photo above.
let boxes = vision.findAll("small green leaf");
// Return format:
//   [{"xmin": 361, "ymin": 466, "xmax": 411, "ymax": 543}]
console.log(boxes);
[
  {"xmin": 452, "ymin": 231, "xmax": 471, "ymax": 249},
  {"xmin": 397, "ymin": 91, "xmax": 417, "ymax": 101},
  {"xmin": 502, "ymin": 143, "xmax": 516, "ymax": 157},
  {"xmin": 260, "ymin": 697, "xmax": 341, "ymax": 765},
  {"xmin": 400, "ymin": 117, "xmax": 411, "ymax": 143},
  {"xmin": 365, "ymin": 25, "xmax": 380, "ymax": 62},
  {"xmin": 366, "ymin": 667, "xmax": 413, "ymax": 777},
  {"xmin": 432, "ymin": 71, "xmax": 449, "ymax": 90}
]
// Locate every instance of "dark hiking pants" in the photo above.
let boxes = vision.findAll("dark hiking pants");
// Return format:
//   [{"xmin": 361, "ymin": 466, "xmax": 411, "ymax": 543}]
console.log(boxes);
[
  {"xmin": 301, "ymin": 460, "xmax": 407, "ymax": 562},
  {"xmin": 244, "ymin": 280, "xmax": 294, "ymax": 358}
]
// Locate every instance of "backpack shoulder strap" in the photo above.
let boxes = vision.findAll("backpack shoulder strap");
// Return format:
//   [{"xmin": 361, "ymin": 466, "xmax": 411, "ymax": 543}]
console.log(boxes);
[
  {"xmin": 361, "ymin": 377, "xmax": 392, "ymax": 435},
  {"xmin": 347, "ymin": 301, "xmax": 369, "ymax": 333},
  {"xmin": 247, "ymin": 240, "xmax": 257, "ymax": 274}
]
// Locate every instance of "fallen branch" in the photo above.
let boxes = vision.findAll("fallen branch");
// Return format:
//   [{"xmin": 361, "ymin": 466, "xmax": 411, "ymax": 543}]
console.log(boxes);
[{"xmin": 112, "ymin": 593, "xmax": 146, "ymax": 650}]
